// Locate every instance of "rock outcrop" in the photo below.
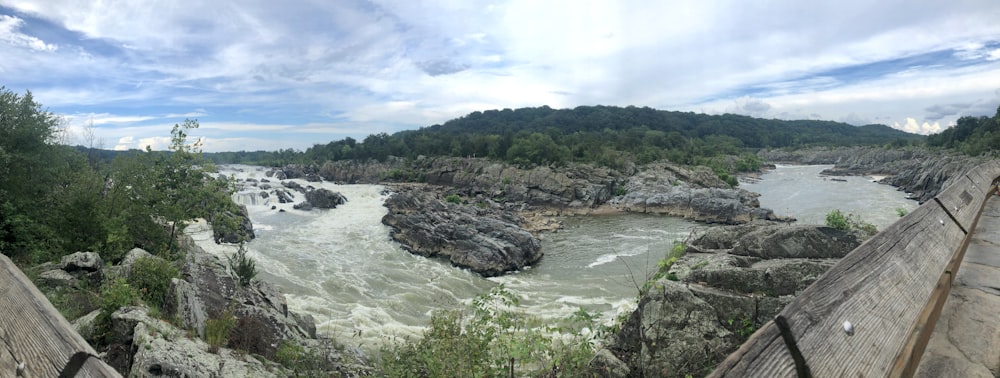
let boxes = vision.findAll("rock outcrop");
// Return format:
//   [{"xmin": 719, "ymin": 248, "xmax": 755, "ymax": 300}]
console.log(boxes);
[
  {"xmin": 382, "ymin": 187, "xmax": 542, "ymax": 277},
  {"xmin": 304, "ymin": 188, "xmax": 347, "ymax": 209},
  {"xmin": 611, "ymin": 164, "xmax": 784, "ymax": 223},
  {"xmin": 594, "ymin": 222, "xmax": 859, "ymax": 377}
]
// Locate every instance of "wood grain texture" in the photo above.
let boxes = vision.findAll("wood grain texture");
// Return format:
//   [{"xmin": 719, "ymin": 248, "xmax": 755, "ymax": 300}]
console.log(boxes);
[
  {"xmin": 782, "ymin": 203, "xmax": 965, "ymax": 377},
  {"xmin": 712, "ymin": 161, "xmax": 1000, "ymax": 377},
  {"xmin": 0, "ymin": 255, "xmax": 120, "ymax": 378}
]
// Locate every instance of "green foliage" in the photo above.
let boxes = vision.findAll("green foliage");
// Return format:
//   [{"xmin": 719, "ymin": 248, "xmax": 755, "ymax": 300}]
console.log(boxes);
[
  {"xmin": 96, "ymin": 278, "xmax": 140, "ymax": 342},
  {"xmin": 228, "ymin": 242, "xmax": 257, "ymax": 286},
  {"xmin": 205, "ymin": 308, "xmax": 237, "ymax": 353},
  {"xmin": 726, "ymin": 316, "xmax": 756, "ymax": 340},
  {"xmin": 379, "ymin": 284, "xmax": 598, "ymax": 377},
  {"xmin": 825, "ymin": 209, "xmax": 850, "ymax": 231},
  {"xmin": 444, "ymin": 194, "xmax": 462, "ymax": 204},
  {"xmin": 127, "ymin": 257, "xmax": 179, "ymax": 310},
  {"xmin": 274, "ymin": 341, "xmax": 330, "ymax": 376},
  {"xmin": 895, "ymin": 207, "xmax": 908, "ymax": 217},
  {"xmin": 826, "ymin": 209, "xmax": 878, "ymax": 239},
  {"xmin": 640, "ymin": 242, "xmax": 687, "ymax": 294},
  {"xmin": 926, "ymin": 106, "xmax": 1000, "ymax": 156}
]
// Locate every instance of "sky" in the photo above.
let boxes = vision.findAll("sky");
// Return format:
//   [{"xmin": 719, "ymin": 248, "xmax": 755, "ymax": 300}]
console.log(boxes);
[{"xmin": 1, "ymin": 1, "xmax": 999, "ymax": 152}]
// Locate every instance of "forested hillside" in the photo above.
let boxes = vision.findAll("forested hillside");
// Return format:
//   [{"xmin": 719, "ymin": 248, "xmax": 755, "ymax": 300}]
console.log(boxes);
[
  {"xmin": 207, "ymin": 105, "xmax": 923, "ymax": 170},
  {"xmin": 926, "ymin": 105, "xmax": 1000, "ymax": 156}
]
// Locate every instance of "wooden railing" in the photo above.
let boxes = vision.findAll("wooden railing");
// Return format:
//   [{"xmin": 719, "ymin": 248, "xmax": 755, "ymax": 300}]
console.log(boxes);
[
  {"xmin": 710, "ymin": 160, "xmax": 1000, "ymax": 377},
  {"xmin": 0, "ymin": 254, "xmax": 121, "ymax": 377}
]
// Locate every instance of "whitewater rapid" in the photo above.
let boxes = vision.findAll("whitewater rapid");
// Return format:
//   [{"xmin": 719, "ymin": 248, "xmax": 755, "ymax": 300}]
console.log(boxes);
[{"xmin": 188, "ymin": 164, "xmax": 916, "ymax": 349}]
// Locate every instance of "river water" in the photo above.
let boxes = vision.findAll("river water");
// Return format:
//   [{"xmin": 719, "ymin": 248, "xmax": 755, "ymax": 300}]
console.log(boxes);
[{"xmin": 188, "ymin": 164, "xmax": 916, "ymax": 348}]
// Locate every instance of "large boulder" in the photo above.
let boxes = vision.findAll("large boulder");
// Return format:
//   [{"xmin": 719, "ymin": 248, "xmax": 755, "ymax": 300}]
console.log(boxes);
[
  {"xmin": 597, "ymin": 222, "xmax": 862, "ymax": 377},
  {"xmin": 211, "ymin": 204, "xmax": 256, "ymax": 244},
  {"xmin": 305, "ymin": 188, "xmax": 347, "ymax": 209},
  {"xmin": 382, "ymin": 188, "xmax": 542, "ymax": 277},
  {"xmin": 61, "ymin": 251, "xmax": 103, "ymax": 272}
]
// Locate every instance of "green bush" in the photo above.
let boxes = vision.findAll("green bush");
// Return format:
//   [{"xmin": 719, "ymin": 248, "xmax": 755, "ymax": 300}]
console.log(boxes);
[
  {"xmin": 96, "ymin": 278, "xmax": 140, "ymax": 342},
  {"xmin": 227, "ymin": 242, "xmax": 257, "ymax": 286},
  {"xmin": 895, "ymin": 207, "xmax": 908, "ymax": 217},
  {"xmin": 826, "ymin": 209, "xmax": 878, "ymax": 239},
  {"xmin": 444, "ymin": 194, "xmax": 462, "ymax": 204},
  {"xmin": 205, "ymin": 308, "xmax": 236, "ymax": 353},
  {"xmin": 128, "ymin": 257, "xmax": 179, "ymax": 310},
  {"xmin": 825, "ymin": 209, "xmax": 850, "ymax": 231},
  {"xmin": 379, "ymin": 284, "xmax": 597, "ymax": 377}
]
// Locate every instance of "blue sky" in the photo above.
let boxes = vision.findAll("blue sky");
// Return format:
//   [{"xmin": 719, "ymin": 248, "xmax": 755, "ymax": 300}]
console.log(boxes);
[{"xmin": 1, "ymin": 1, "xmax": 999, "ymax": 152}]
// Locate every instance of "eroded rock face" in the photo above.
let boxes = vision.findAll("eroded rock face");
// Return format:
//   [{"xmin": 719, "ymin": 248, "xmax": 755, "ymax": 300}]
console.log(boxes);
[
  {"xmin": 596, "ymin": 222, "xmax": 860, "ymax": 377},
  {"xmin": 382, "ymin": 188, "xmax": 542, "ymax": 277},
  {"xmin": 164, "ymin": 235, "xmax": 312, "ymax": 358},
  {"xmin": 211, "ymin": 204, "xmax": 256, "ymax": 244}
]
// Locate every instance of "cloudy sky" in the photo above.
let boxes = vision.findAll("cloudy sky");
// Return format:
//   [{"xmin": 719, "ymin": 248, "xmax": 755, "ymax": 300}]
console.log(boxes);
[{"xmin": 1, "ymin": 1, "xmax": 999, "ymax": 152}]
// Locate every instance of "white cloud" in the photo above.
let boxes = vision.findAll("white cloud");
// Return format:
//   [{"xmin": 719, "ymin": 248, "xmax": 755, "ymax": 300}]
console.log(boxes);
[
  {"xmin": 894, "ymin": 118, "xmax": 942, "ymax": 135},
  {"xmin": 2, "ymin": 1, "xmax": 1000, "ymax": 150},
  {"xmin": 114, "ymin": 136, "xmax": 134, "ymax": 151},
  {"xmin": 0, "ymin": 15, "xmax": 57, "ymax": 51}
]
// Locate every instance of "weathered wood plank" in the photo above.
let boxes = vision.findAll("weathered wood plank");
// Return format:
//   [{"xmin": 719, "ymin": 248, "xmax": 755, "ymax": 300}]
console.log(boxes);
[
  {"xmin": 936, "ymin": 175, "xmax": 986, "ymax": 232},
  {"xmin": 777, "ymin": 203, "xmax": 965, "ymax": 376},
  {"xmin": 0, "ymin": 254, "xmax": 121, "ymax": 378},
  {"xmin": 709, "ymin": 321, "xmax": 797, "ymax": 377}
]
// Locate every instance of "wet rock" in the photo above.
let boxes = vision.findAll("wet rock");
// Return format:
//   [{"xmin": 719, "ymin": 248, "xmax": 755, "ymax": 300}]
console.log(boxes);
[
  {"xmin": 275, "ymin": 189, "xmax": 295, "ymax": 203},
  {"xmin": 305, "ymin": 188, "xmax": 347, "ymax": 209},
  {"xmin": 293, "ymin": 201, "xmax": 314, "ymax": 211},
  {"xmin": 382, "ymin": 188, "xmax": 542, "ymax": 277}
]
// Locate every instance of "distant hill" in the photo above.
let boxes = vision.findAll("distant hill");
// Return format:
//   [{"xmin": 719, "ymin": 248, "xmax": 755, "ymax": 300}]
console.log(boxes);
[{"xmin": 293, "ymin": 105, "xmax": 922, "ymax": 168}]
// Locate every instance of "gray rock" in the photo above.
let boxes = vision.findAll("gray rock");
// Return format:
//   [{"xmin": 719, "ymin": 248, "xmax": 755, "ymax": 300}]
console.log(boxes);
[
  {"xmin": 282, "ymin": 180, "xmax": 305, "ymax": 192},
  {"xmin": 293, "ymin": 201, "xmax": 314, "ymax": 211},
  {"xmin": 164, "ymin": 236, "xmax": 312, "ymax": 357},
  {"xmin": 305, "ymin": 188, "xmax": 347, "ymax": 209},
  {"xmin": 37, "ymin": 268, "xmax": 78, "ymax": 288},
  {"xmin": 113, "ymin": 306, "xmax": 280, "ymax": 378},
  {"xmin": 731, "ymin": 225, "xmax": 859, "ymax": 259},
  {"xmin": 71, "ymin": 310, "xmax": 100, "ymax": 341},
  {"xmin": 211, "ymin": 204, "xmax": 256, "ymax": 244},
  {"xmin": 382, "ymin": 189, "xmax": 542, "ymax": 277},
  {"xmin": 61, "ymin": 251, "xmax": 103, "ymax": 272},
  {"xmin": 589, "ymin": 348, "xmax": 630, "ymax": 378},
  {"xmin": 275, "ymin": 189, "xmax": 295, "ymax": 203}
]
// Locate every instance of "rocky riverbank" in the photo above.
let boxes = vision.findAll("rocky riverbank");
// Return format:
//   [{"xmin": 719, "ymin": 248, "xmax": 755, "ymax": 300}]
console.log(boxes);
[
  {"xmin": 591, "ymin": 221, "xmax": 861, "ymax": 377},
  {"xmin": 36, "ymin": 236, "xmax": 371, "ymax": 377},
  {"xmin": 759, "ymin": 147, "xmax": 987, "ymax": 203}
]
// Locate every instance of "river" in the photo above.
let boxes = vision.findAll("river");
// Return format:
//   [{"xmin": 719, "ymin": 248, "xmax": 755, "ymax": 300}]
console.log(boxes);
[{"xmin": 187, "ymin": 164, "xmax": 916, "ymax": 348}]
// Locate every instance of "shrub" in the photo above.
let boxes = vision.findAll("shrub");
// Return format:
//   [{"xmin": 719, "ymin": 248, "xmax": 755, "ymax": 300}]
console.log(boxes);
[
  {"xmin": 228, "ymin": 242, "xmax": 257, "ymax": 286},
  {"xmin": 895, "ymin": 207, "xmax": 908, "ymax": 217},
  {"xmin": 378, "ymin": 284, "xmax": 598, "ymax": 377},
  {"xmin": 127, "ymin": 257, "xmax": 179, "ymax": 310},
  {"xmin": 96, "ymin": 278, "xmax": 140, "ymax": 342},
  {"xmin": 825, "ymin": 209, "xmax": 850, "ymax": 231},
  {"xmin": 444, "ymin": 194, "xmax": 462, "ymax": 204},
  {"xmin": 205, "ymin": 308, "xmax": 236, "ymax": 353},
  {"xmin": 826, "ymin": 209, "xmax": 878, "ymax": 239}
]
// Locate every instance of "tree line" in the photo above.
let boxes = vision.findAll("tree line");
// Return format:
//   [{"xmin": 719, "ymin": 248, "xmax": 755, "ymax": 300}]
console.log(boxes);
[
  {"xmin": 205, "ymin": 105, "xmax": 924, "ymax": 173},
  {"xmin": 926, "ymin": 105, "xmax": 1000, "ymax": 156}
]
